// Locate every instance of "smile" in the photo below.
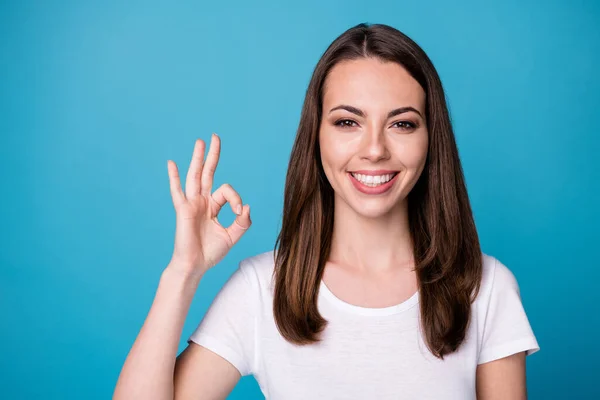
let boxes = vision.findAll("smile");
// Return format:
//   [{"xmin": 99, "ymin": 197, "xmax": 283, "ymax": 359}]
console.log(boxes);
[
  {"xmin": 350, "ymin": 172, "xmax": 397, "ymax": 186},
  {"xmin": 348, "ymin": 171, "xmax": 400, "ymax": 195}
]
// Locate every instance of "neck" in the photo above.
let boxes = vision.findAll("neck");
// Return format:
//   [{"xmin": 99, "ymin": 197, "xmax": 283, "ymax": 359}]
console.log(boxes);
[{"xmin": 328, "ymin": 196, "xmax": 415, "ymax": 274}]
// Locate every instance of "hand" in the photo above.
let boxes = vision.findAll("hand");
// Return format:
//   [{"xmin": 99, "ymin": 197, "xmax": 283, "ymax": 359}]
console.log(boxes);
[{"xmin": 166, "ymin": 134, "xmax": 251, "ymax": 277}]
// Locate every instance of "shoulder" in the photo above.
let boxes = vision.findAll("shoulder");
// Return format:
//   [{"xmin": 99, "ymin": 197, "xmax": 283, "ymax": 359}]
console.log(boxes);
[
  {"xmin": 238, "ymin": 249, "xmax": 277, "ymax": 292},
  {"xmin": 481, "ymin": 253, "xmax": 520, "ymax": 290},
  {"xmin": 474, "ymin": 253, "xmax": 540, "ymax": 362},
  {"xmin": 477, "ymin": 253, "xmax": 521, "ymax": 304}
]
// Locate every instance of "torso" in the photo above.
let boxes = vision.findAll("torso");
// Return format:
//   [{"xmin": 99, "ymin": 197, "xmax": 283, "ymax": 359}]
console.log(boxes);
[
  {"xmin": 236, "ymin": 251, "xmax": 509, "ymax": 399},
  {"xmin": 188, "ymin": 250, "xmax": 539, "ymax": 399}
]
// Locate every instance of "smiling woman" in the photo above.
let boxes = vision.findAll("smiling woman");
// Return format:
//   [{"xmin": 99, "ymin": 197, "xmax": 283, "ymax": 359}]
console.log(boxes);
[{"xmin": 114, "ymin": 22, "xmax": 539, "ymax": 400}]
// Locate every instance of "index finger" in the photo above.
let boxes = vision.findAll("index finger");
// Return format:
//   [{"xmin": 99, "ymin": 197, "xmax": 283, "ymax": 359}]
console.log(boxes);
[{"xmin": 201, "ymin": 133, "xmax": 221, "ymax": 195}]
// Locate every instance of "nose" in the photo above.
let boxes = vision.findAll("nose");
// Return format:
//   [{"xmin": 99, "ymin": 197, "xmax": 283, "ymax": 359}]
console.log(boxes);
[{"xmin": 360, "ymin": 126, "xmax": 390, "ymax": 163}]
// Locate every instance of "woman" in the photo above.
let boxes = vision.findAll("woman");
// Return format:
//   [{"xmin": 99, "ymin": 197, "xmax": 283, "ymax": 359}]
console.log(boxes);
[{"xmin": 114, "ymin": 23, "xmax": 539, "ymax": 399}]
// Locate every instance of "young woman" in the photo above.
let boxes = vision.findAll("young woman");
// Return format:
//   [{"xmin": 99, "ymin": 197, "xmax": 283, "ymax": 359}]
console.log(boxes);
[{"xmin": 114, "ymin": 23, "xmax": 539, "ymax": 399}]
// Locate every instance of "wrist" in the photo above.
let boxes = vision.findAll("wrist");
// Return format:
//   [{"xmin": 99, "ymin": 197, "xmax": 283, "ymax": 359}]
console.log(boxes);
[{"xmin": 163, "ymin": 261, "xmax": 205, "ymax": 286}]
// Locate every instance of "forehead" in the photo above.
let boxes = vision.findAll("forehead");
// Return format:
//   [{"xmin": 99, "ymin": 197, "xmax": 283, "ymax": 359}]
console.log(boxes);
[{"xmin": 322, "ymin": 57, "xmax": 426, "ymax": 112}]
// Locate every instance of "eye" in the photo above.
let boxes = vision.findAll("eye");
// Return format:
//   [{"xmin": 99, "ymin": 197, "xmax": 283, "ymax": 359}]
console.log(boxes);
[
  {"xmin": 392, "ymin": 121, "xmax": 417, "ymax": 131},
  {"xmin": 334, "ymin": 119, "xmax": 358, "ymax": 128}
]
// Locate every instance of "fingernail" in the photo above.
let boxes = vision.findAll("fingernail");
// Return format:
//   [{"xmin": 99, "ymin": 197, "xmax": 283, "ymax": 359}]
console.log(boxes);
[{"xmin": 236, "ymin": 205, "xmax": 242, "ymax": 215}]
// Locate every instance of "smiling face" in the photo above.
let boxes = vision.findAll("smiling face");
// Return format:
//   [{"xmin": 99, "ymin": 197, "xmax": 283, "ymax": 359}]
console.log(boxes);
[{"xmin": 319, "ymin": 57, "xmax": 429, "ymax": 219}]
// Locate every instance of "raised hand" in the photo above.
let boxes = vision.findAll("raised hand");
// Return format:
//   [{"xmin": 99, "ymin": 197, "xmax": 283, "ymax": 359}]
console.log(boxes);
[{"xmin": 166, "ymin": 133, "xmax": 251, "ymax": 277}]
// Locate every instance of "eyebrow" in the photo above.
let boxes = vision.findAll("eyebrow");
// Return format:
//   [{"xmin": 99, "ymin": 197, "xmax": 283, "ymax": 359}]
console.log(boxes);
[{"xmin": 328, "ymin": 104, "xmax": 423, "ymax": 119}]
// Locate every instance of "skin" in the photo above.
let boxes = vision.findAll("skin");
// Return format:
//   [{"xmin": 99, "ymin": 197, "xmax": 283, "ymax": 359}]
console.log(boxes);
[
  {"xmin": 319, "ymin": 57, "xmax": 528, "ymax": 399},
  {"xmin": 477, "ymin": 352, "xmax": 528, "ymax": 399}
]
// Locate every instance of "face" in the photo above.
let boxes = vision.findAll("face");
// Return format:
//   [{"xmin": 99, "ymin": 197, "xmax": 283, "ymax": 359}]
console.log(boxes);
[{"xmin": 319, "ymin": 57, "xmax": 428, "ymax": 219}]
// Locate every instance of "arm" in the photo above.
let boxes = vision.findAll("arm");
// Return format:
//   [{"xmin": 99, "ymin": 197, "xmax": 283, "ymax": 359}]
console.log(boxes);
[
  {"xmin": 476, "ymin": 351, "xmax": 527, "ymax": 400},
  {"xmin": 114, "ymin": 134, "xmax": 252, "ymax": 399},
  {"xmin": 113, "ymin": 265, "xmax": 241, "ymax": 400},
  {"xmin": 174, "ymin": 341, "xmax": 240, "ymax": 399},
  {"xmin": 475, "ymin": 257, "xmax": 540, "ymax": 399}
]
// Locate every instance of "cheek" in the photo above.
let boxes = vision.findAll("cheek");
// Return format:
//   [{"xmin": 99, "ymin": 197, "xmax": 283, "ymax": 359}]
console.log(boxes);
[
  {"xmin": 320, "ymin": 130, "xmax": 353, "ymax": 169},
  {"xmin": 396, "ymin": 134, "xmax": 428, "ymax": 168}
]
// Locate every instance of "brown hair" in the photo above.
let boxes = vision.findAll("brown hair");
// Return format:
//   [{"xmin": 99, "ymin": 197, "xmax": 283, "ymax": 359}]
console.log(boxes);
[{"xmin": 272, "ymin": 22, "xmax": 482, "ymax": 359}]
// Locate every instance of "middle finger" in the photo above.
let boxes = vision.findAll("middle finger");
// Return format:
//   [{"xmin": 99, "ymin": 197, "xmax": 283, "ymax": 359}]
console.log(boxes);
[{"xmin": 201, "ymin": 133, "xmax": 221, "ymax": 195}]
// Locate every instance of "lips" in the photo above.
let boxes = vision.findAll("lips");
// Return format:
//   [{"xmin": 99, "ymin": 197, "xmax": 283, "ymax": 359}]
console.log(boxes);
[{"xmin": 348, "ymin": 171, "xmax": 399, "ymax": 195}]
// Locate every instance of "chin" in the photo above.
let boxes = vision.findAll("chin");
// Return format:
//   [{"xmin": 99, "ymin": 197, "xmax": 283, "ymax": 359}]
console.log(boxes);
[{"xmin": 348, "ymin": 198, "xmax": 403, "ymax": 219}]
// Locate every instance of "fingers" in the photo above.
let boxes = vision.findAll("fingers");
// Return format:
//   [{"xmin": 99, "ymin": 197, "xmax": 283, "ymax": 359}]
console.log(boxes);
[
  {"xmin": 211, "ymin": 183, "xmax": 243, "ymax": 216},
  {"xmin": 201, "ymin": 133, "xmax": 221, "ymax": 195},
  {"xmin": 185, "ymin": 139, "xmax": 206, "ymax": 200},
  {"xmin": 211, "ymin": 183, "xmax": 251, "ymax": 244},
  {"xmin": 167, "ymin": 160, "xmax": 185, "ymax": 208},
  {"xmin": 227, "ymin": 204, "xmax": 251, "ymax": 245}
]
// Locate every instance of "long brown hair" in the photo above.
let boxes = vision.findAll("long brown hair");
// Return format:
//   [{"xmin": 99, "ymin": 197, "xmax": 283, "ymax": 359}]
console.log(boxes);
[{"xmin": 273, "ymin": 23, "xmax": 482, "ymax": 359}]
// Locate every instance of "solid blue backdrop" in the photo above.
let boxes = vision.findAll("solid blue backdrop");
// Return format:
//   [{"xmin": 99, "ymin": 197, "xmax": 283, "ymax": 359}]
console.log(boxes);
[{"xmin": 1, "ymin": 0, "xmax": 598, "ymax": 398}]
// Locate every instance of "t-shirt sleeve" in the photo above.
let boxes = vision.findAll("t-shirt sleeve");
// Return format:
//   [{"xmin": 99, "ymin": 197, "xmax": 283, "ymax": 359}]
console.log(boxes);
[
  {"xmin": 477, "ymin": 257, "xmax": 540, "ymax": 365},
  {"xmin": 187, "ymin": 259, "xmax": 257, "ymax": 376}
]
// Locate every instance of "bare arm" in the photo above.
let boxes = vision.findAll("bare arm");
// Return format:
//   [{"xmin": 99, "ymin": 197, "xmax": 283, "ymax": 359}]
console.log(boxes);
[
  {"xmin": 113, "ymin": 265, "xmax": 202, "ymax": 399},
  {"xmin": 113, "ymin": 134, "xmax": 251, "ymax": 399},
  {"xmin": 114, "ymin": 265, "xmax": 242, "ymax": 400},
  {"xmin": 174, "ymin": 342, "xmax": 241, "ymax": 399},
  {"xmin": 476, "ymin": 352, "xmax": 527, "ymax": 400}
]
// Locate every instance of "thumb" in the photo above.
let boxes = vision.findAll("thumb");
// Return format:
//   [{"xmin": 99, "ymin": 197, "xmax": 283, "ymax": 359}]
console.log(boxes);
[{"xmin": 226, "ymin": 204, "xmax": 251, "ymax": 244}]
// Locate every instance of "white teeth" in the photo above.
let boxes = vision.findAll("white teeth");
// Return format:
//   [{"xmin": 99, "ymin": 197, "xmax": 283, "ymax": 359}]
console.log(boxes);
[{"xmin": 351, "ymin": 172, "xmax": 396, "ymax": 187}]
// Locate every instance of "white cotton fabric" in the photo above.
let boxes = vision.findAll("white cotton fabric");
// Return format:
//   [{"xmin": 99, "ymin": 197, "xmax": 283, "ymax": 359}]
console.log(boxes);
[{"xmin": 188, "ymin": 251, "xmax": 540, "ymax": 399}]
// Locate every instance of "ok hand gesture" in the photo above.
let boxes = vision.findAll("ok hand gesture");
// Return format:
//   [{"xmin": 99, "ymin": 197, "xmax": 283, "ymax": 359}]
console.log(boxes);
[{"xmin": 166, "ymin": 134, "xmax": 251, "ymax": 277}]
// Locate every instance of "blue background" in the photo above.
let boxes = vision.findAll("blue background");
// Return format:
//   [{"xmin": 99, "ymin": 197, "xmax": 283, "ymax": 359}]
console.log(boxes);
[{"xmin": 1, "ymin": 0, "xmax": 598, "ymax": 398}]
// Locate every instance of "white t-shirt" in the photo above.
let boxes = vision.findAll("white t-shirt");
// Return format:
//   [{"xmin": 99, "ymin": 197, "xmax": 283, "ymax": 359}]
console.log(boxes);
[{"xmin": 188, "ymin": 250, "xmax": 540, "ymax": 399}]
